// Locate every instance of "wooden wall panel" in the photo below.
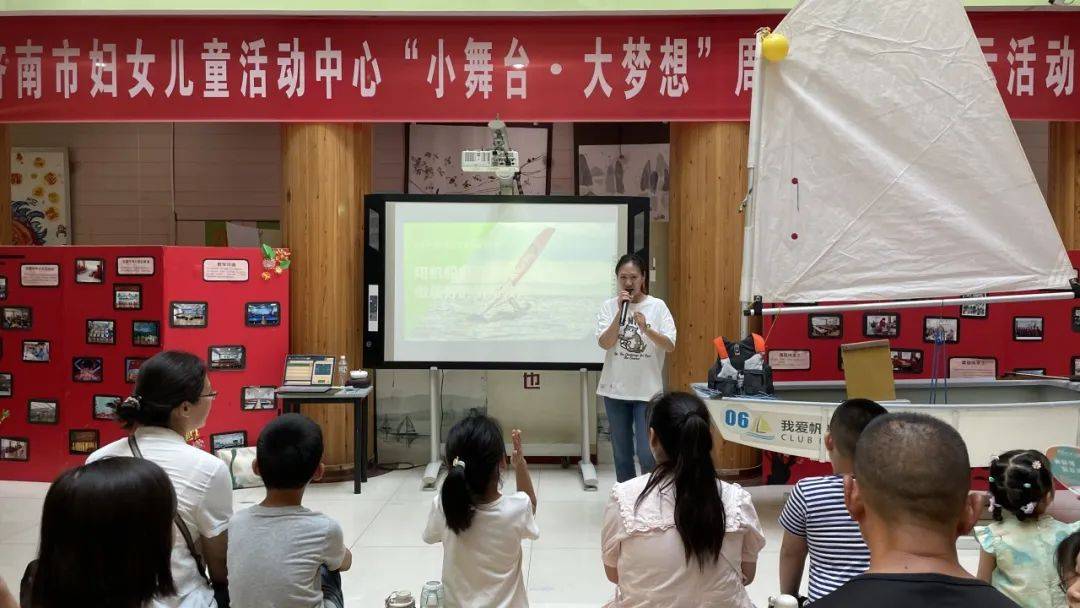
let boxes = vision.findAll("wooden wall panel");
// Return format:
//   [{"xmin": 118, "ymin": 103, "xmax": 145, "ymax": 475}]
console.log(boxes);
[
  {"xmin": 668, "ymin": 122, "xmax": 760, "ymax": 473},
  {"xmin": 1049, "ymin": 122, "xmax": 1079, "ymax": 251},
  {"xmin": 282, "ymin": 123, "xmax": 372, "ymax": 474}
]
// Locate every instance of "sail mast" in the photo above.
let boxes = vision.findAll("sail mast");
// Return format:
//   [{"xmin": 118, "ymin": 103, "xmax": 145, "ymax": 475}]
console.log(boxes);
[{"xmin": 739, "ymin": 28, "xmax": 768, "ymax": 334}]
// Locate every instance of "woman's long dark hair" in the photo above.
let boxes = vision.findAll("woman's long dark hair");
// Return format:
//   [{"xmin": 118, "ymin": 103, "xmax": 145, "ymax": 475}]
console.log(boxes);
[
  {"xmin": 32, "ymin": 457, "xmax": 176, "ymax": 608},
  {"xmin": 117, "ymin": 350, "xmax": 207, "ymax": 429},
  {"xmin": 441, "ymin": 412, "xmax": 506, "ymax": 534},
  {"xmin": 635, "ymin": 391, "xmax": 725, "ymax": 568}
]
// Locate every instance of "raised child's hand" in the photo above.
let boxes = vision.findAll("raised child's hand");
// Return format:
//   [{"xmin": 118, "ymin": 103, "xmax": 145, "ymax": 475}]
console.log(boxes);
[{"xmin": 511, "ymin": 429, "xmax": 526, "ymax": 468}]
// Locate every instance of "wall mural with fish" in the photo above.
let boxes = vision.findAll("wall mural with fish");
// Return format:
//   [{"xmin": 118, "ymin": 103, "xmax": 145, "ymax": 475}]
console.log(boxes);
[{"xmin": 10, "ymin": 148, "xmax": 72, "ymax": 245}]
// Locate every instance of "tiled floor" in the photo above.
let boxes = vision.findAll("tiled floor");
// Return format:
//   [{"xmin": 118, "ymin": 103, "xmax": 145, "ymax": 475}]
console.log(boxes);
[{"xmin": 0, "ymin": 465, "xmax": 982, "ymax": 607}]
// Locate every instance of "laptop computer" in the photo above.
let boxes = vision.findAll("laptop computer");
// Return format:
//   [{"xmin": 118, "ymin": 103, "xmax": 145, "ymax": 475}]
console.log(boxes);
[{"xmin": 277, "ymin": 355, "xmax": 335, "ymax": 394}]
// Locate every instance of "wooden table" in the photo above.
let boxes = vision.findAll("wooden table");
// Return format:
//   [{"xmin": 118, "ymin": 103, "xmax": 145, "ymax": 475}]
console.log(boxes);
[{"xmin": 276, "ymin": 386, "xmax": 372, "ymax": 494}]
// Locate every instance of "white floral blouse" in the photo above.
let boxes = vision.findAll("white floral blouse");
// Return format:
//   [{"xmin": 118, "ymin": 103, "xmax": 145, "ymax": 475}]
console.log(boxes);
[{"xmin": 601, "ymin": 473, "xmax": 766, "ymax": 608}]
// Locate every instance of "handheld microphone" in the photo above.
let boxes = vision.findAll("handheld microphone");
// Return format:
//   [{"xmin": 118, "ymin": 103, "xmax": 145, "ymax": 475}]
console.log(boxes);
[{"xmin": 619, "ymin": 292, "xmax": 631, "ymax": 326}]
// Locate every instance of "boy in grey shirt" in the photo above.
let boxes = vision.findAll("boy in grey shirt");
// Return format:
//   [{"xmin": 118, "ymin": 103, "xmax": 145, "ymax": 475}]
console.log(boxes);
[{"xmin": 228, "ymin": 414, "xmax": 353, "ymax": 608}]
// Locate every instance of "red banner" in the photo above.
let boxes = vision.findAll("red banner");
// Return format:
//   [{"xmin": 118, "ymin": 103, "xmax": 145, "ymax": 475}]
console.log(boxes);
[{"xmin": 0, "ymin": 13, "xmax": 1075, "ymax": 122}]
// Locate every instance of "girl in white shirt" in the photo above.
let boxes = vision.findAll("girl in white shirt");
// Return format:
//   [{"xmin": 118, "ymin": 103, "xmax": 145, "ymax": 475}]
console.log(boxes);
[
  {"xmin": 423, "ymin": 415, "xmax": 539, "ymax": 608},
  {"xmin": 601, "ymin": 392, "xmax": 766, "ymax": 608}
]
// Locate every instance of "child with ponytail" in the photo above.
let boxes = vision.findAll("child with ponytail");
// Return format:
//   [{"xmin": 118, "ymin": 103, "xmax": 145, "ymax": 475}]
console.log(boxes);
[
  {"xmin": 976, "ymin": 449, "xmax": 1080, "ymax": 607},
  {"xmin": 422, "ymin": 413, "xmax": 538, "ymax": 608},
  {"xmin": 601, "ymin": 391, "xmax": 765, "ymax": 607}
]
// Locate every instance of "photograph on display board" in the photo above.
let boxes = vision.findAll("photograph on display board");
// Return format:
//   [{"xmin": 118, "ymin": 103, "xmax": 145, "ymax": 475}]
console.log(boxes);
[
  {"xmin": 0, "ymin": 373, "xmax": 13, "ymax": 397},
  {"xmin": 21, "ymin": 340, "xmax": 49, "ymax": 363},
  {"xmin": 132, "ymin": 321, "xmax": 160, "ymax": 346},
  {"xmin": 170, "ymin": 302, "xmax": 208, "ymax": 328},
  {"xmin": 3, "ymin": 307, "xmax": 31, "ymax": 330},
  {"xmin": 1073, "ymin": 308, "xmax": 1080, "ymax": 332},
  {"xmin": 69, "ymin": 429, "xmax": 99, "ymax": 455},
  {"xmin": 74, "ymin": 259, "xmax": 105, "ymax": 284},
  {"xmin": 864, "ymin": 313, "xmax": 899, "ymax": 338},
  {"xmin": 124, "ymin": 357, "xmax": 145, "ymax": 383},
  {"xmin": 209, "ymin": 346, "xmax": 246, "ymax": 370},
  {"xmin": 72, "ymin": 357, "xmax": 103, "ymax": 383},
  {"xmin": 1013, "ymin": 316, "xmax": 1044, "ymax": 341},
  {"xmin": 245, "ymin": 302, "xmax": 280, "ymax": 327},
  {"xmin": 0, "ymin": 276, "xmax": 7, "ymax": 300},
  {"xmin": 242, "ymin": 386, "xmax": 276, "ymax": 411},
  {"xmin": 86, "ymin": 320, "xmax": 117, "ymax": 345},
  {"xmin": 891, "ymin": 349, "xmax": 924, "ymax": 374},
  {"xmin": 113, "ymin": 284, "xmax": 142, "ymax": 311},
  {"xmin": 808, "ymin": 314, "xmax": 842, "ymax": 339},
  {"xmin": 0, "ymin": 437, "xmax": 28, "ymax": 461},
  {"xmin": 960, "ymin": 293, "xmax": 989, "ymax": 319},
  {"xmin": 210, "ymin": 431, "xmax": 247, "ymax": 453},
  {"xmin": 924, "ymin": 317, "xmax": 960, "ymax": 344},
  {"xmin": 27, "ymin": 399, "xmax": 57, "ymax": 424},
  {"xmin": 1074, "ymin": 357, "xmax": 1080, "ymax": 377},
  {"xmin": 93, "ymin": 395, "xmax": 121, "ymax": 421}
]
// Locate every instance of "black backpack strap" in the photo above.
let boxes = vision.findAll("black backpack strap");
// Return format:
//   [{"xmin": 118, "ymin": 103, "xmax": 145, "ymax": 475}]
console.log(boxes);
[{"xmin": 127, "ymin": 434, "xmax": 211, "ymax": 584}]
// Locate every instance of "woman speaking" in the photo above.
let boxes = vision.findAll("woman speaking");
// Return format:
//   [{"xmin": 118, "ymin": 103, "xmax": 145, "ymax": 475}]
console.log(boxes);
[{"xmin": 596, "ymin": 254, "xmax": 676, "ymax": 482}]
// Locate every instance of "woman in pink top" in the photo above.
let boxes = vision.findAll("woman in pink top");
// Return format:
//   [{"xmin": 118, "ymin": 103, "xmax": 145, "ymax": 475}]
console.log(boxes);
[{"xmin": 601, "ymin": 392, "xmax": 766, "ymax": 608}]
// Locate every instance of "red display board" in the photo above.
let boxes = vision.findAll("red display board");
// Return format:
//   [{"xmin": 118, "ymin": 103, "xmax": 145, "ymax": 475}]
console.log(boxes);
[
  {"xmin": 0, "ymin": 246, "xmax": 289, "ymax": 482},
  {"xmin": 758, "ymin": 250, "xmax": 1080, "ymax": 485}
]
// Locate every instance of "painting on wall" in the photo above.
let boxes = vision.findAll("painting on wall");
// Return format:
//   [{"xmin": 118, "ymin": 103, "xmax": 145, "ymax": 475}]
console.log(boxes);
[
  {"xmin": 577, "ymin": 143, "xmax": 670, "ymax": 221},
  {"xmin": 407, "ymin": 124, "xmax": 550, "ymax": 196},
  {"xmin": 10, "ymin": 148, "xmax": 72, "ymax": 245}
]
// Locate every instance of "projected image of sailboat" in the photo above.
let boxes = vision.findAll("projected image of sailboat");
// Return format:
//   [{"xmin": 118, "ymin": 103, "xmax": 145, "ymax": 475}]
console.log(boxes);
[{"xmin": 474, "ymin": 226, "xmax": 556, "ymax": 322}]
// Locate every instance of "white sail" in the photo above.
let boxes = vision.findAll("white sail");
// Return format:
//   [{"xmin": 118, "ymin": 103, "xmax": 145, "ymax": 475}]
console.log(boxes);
[{"xmin": 742, "ymin": 0, "xmax": 1076, "ymax": 304}]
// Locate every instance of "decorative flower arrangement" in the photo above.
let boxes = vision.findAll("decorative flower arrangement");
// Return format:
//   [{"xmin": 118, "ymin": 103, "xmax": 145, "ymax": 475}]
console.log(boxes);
[{"xmin": 260, "ymin": 244, "xmax": 292, "ymax": 281}]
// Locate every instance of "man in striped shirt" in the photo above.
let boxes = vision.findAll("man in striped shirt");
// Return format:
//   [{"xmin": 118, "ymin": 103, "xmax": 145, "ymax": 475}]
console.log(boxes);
[{"xmin": 778, "ymin": 398, "xmax": 888, "ymax": 603}]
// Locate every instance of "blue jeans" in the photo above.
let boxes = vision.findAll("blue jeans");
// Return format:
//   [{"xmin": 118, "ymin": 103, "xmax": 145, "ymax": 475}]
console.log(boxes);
[{"xmin": 604, "ymin": 397, "xmax": 656, "ymax": 482}]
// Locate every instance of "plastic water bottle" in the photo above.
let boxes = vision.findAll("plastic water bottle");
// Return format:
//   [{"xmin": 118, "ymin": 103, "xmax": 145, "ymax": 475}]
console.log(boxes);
[
  {"xmin": 419, "ymin": 581, "xmax": 444, "ymax": 607},
  {"xmin": 385, "ymin": 590, "xmax": 416, "ymax": 608},
  {"xmin": 337, "ymin": 355, "xmax": 348, "ymax": 387}
]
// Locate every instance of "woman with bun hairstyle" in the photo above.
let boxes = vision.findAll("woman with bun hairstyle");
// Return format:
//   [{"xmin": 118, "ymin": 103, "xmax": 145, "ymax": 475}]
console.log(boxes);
[{"xmin": 88, "ymin": 350, "xmax": 232, "ymax": 608}]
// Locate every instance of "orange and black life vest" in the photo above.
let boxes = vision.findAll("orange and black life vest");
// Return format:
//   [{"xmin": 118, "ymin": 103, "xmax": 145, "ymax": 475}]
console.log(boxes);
[{"xmin": 707, "ymin": 333, "xmax": 774, "ymax": 397}]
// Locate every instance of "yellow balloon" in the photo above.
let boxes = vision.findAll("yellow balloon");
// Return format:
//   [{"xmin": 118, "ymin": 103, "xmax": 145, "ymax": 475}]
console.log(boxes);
[{"xmin": 762, "ymin": 32, "xmax": 789, "ymax": 62}]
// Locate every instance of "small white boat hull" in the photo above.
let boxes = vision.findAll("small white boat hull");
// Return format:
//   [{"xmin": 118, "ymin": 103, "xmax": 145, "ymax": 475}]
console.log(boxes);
[{"xmin": 696, "ymin": 379, "xmax": 1080, "ymax": 465}]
